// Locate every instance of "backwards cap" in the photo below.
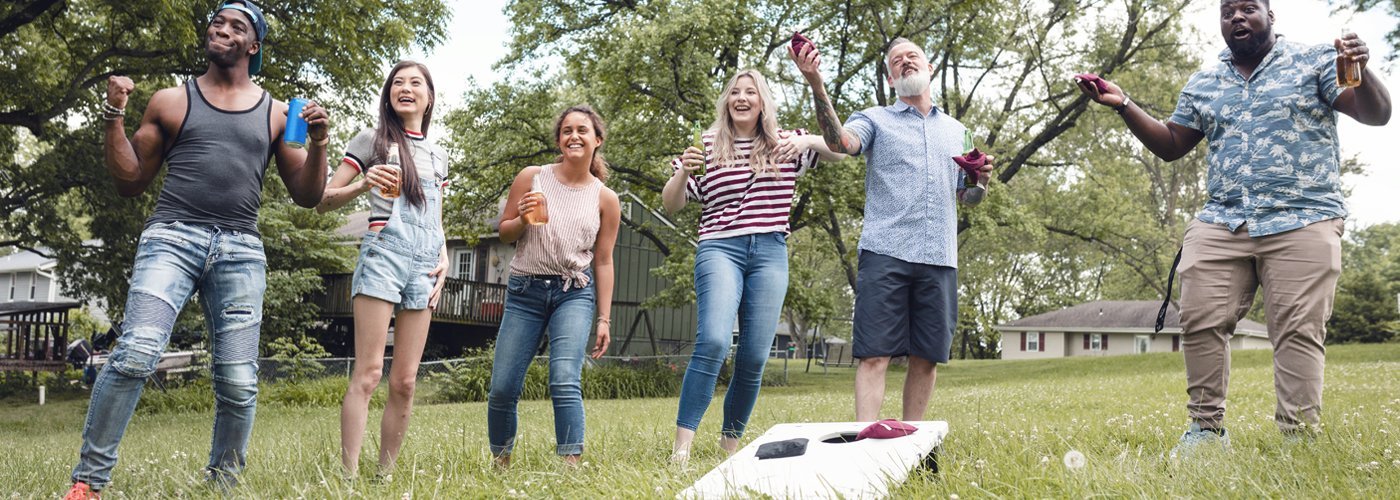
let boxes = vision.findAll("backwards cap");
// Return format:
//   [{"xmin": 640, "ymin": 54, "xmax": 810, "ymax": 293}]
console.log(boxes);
[{"xmin": 215, "ymin": 1, "xmax": 268, "ymax": 75}]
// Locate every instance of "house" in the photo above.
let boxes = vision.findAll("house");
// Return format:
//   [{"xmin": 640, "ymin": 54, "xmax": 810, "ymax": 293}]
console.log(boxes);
[
  {"xmin": 994, "ymin": 300, "xmax": 1270, "ymax": 360},
  {"xmin": 314, "ymin": 192, "xmax": 701, "ymax": 357},
  {"xmin": 0, "ymin": 250, "xmax": 104, "ymax": 372},
  {"xmin": 0, "ymin": 249, "xmax": 75, "ymax": 304}
]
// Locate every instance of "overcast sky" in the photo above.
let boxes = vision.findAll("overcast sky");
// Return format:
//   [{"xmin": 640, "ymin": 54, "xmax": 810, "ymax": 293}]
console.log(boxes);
[{"xmin": 397, "ymin": 1, "xmax": 1398, "ymax": 228}]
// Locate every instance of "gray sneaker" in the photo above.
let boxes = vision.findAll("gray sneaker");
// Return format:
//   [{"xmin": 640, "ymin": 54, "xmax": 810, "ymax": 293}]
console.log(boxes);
[{"xmin": 1170, "ymin": 422, "xmax": 1229, "ymax": 460}]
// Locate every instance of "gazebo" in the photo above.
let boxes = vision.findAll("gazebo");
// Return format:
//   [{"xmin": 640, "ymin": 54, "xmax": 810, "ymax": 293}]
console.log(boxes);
[{"xmin": 0, "ymin": 301, "xmax": 81, "ymax": 373}]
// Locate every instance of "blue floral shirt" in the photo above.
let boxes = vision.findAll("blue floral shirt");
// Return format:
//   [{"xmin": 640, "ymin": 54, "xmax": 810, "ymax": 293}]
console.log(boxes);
[
  {"xmin": 1169, "ymin": 37, "xmax": 1346, "ymax": 237},
  {"xmin": 845, "ymin": 100, "xmax": 967, "ymax": 268}
]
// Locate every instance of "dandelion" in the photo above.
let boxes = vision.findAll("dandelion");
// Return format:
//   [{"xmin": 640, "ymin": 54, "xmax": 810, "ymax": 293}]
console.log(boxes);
[
  {"xmin": 1063, "ymin": 450, "xmax": 1087, "ymax": 469},
  {"xmin": 974, "ymin": 459, "xmax": 987, "ymax": 470},
  {"xmin": 950, "ymin": 495, "xmax": 960, "ymax": 500}
]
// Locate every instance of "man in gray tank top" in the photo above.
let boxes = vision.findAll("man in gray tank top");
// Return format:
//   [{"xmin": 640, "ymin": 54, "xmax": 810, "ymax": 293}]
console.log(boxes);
[{"xmin": 65, "ymin": 2, "xmax": 331, "ymax": 497}]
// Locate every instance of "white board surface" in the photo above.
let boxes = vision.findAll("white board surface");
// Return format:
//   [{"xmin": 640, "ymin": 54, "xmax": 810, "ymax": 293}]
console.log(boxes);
[{"xmin": 680, "ymin": 421, "xmax": 948, "ymax": 499}]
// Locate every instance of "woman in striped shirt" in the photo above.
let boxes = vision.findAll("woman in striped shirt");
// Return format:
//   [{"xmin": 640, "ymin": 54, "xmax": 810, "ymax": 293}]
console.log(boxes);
[
  {"xmin": 663, "ymin": 69, "xmax": 845, "ymax": 463},
  {"xmin": 488, "ymin": 104, "xmax": 621, "ymax": 468}
]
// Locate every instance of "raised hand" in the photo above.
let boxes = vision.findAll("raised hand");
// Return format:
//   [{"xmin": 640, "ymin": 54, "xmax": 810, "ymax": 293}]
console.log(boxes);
[
  {"xmin": 107, "ymin": 76, "xmax": 135, "ymax": 109},
  {"xmin": 788, "ymin": 43, "xmax": 822, "ymax": 82},
  {"xmin": 1074, "ymin": 75, "xmax": 1126, "ymax": 107}
]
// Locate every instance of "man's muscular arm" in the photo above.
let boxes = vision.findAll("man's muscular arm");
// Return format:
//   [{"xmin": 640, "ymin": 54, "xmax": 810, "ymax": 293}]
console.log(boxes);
[{"xmin": 104, "ymin": 76, "xmax": 174, "ymax": 197}]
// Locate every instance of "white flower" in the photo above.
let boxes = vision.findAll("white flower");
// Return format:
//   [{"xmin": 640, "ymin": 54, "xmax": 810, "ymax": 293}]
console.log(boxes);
[{"xmin": 1063, "ymin": 450, "xmax": 1087, "ymax": 469}]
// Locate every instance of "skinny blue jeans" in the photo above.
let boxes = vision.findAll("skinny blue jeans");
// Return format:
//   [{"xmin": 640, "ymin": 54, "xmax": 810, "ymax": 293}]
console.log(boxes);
[
  {"xmin": 676, "ymin": 232, "xmax": 788, "ymax": 438},
  {"xmin": 72, "ymin": 221, "xmax": 265, "ymax": 489},
  {"xmin": 488, "ymin": 274, "xmax": 595, "ymax": 456}
]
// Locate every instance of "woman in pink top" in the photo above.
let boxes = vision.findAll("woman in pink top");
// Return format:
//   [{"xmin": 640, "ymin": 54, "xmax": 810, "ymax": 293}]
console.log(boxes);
[
  {"xmin": 662, "ymin": 69, "xmax": 845, "ymax": 463},
  {"xmin": 487, "ymin": 105, "xmax": 621, "ymax": 468}
]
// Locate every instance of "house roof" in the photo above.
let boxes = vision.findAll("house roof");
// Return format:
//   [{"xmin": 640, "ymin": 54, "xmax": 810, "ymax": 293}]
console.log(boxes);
[
  {"xmin": 994, "ymin": 300, "xmax": 1268, "ymax": 337},
  {"xmin": 0, "ymin": 250, "xmax": 55, "ymax": 273}
]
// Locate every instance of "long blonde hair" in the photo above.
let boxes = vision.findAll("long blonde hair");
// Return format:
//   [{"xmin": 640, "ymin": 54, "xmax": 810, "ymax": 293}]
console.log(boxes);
[{"xmin": 709, "ymin": 69, "xmax": 782, "ymax": 177}]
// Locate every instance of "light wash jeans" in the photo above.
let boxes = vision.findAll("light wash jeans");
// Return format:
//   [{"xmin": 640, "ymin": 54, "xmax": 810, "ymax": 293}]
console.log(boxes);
[
  {"xmin": 676, "ymin": 232, "xmax": 788, "ymax": 438},
  {"xmin": 71, "ymin": 221, "xmax": 266, "ymax": 489},
  {"xmin": 488, "ymin": 274, "xmax": 595, "ymax": 456}
]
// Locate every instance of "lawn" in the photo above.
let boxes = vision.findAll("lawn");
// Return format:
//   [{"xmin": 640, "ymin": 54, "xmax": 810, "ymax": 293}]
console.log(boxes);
[{"xmin": 3, "ymin": 344, "xmax": 1398, "ymax": 498}]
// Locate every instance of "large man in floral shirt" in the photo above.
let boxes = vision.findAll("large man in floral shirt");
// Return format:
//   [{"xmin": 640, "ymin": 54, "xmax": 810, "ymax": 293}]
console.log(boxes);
[{"xmin": 1077, "ymin": 0, "xmax": 1391, "ymax": 456}]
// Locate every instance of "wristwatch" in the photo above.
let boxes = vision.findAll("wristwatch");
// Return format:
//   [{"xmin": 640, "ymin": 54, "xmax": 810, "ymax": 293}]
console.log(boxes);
[{"xmin": 1113, "ymin": 96, "xmax": 1131, "ymax": 115}]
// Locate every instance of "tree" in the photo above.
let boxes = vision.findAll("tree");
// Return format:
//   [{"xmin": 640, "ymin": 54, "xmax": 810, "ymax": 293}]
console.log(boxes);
[
  {"xmin": 2, "ymin": 0, "xmax": 448, "ymax": 348},
  {"xmin": 1334, "ymin": 0, "xmax": 1400, "ymax": 58},
  {"xmin": 1330, "ymin": 223, "xmax": 1400, "ymax": 344},
  {"xmin": 446, "ymin": 0, "xmax": 1204, "ymax": 312}
]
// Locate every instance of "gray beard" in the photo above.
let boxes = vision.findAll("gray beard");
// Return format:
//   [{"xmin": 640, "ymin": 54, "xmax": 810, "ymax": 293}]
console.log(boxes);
[{"xmin": 892, "ymin": 73, "xmax": 929, "ymax": 97}]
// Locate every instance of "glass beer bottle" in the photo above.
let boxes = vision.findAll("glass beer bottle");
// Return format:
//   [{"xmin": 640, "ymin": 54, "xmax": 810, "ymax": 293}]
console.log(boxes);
[
  {"xmin": 691, "ymin": 124, "xmax": 708, "ymax": 176},
  {"xmin": 1337, "ymin": 29, "xmax": 1362, "ymax": 88},
  {"xmin": 379, "ymin": 142, "xmax": 402, "ymax": 199},
  {"xmin": 523, "ymin": 172, "xmax": 549, "ymax": 225}
]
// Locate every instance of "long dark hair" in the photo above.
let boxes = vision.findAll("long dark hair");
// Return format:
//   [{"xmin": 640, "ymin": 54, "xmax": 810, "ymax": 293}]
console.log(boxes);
[
  {"xmin": 551, "ymin": 104, "xmax": 609, "ymax": 182},
  {"xmin": 372, "ymin": 60, "xmax": 435, "ymax": 208}
]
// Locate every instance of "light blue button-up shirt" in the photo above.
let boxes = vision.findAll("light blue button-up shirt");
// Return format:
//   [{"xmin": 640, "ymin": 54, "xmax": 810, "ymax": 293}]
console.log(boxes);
[
  {"xmin": 1169, "ymin": 37, "xmax": 1346, "ymax": 237},
  {"xmin": 845, "ymin": 100, "xmax": 967, "ymax": 268}
]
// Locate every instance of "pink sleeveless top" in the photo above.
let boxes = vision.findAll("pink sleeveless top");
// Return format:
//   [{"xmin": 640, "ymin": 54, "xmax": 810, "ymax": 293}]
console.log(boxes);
[{"xmin": 509, "ymin": 164, "xmax": 602, "ymax": 290}]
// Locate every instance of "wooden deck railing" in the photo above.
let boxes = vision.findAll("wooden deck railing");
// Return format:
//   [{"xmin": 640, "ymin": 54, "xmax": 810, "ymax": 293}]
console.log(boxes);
[{"xmin": 311, "ymin": 274, "xmax": 508, "ymax": 326}]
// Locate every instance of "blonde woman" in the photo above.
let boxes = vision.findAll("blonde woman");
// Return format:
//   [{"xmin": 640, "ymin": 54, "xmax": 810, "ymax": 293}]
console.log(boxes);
[{"xmin": 662, "ymin": 69, "xmax": 845, "ymax": 463}]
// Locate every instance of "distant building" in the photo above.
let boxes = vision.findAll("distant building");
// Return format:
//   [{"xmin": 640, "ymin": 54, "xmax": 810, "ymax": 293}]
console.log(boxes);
[
  {"xmin": 0, "ymin": 249, "xmax": 73, "ymax": 304},
  {"xmin": 994, "ymin": 300, "xmax": 1270, "ymax": 360}
]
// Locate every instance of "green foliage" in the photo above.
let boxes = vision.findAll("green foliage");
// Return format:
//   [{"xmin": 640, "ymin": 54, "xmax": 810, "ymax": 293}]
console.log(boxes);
[
  {"xmin": 1, "ymin": 0, "xmax": 443, "ymax": 348},
  {"xmin": 426, "ymin": 348, "xmax": 689, "ymax": 403},
  {"xmin": 67, "ymin": 307, "xmax": 109, "ymax": 341},
  {"xmin": 448, "ymin": 0, "xmax": 1206, "ymax": 359},
  {"xmin": 265, "ymin": 335, "xmax": 332, "ymax": 382},
  {"xmin": 1330, "ymin": 223, "xmax": 1400, "ymax": 343}
]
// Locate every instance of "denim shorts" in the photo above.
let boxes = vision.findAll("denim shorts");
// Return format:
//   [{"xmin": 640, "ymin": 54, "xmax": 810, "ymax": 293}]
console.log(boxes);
[{"xmin": 351, "ymin": 180, "xmax": 445, "ymax": 309}]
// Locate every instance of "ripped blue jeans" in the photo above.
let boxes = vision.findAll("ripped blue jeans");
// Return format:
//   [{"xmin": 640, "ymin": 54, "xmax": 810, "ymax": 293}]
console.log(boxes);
[{"xmin": 72, "ymin": 221, "xmax": 266, "ymax": 490}]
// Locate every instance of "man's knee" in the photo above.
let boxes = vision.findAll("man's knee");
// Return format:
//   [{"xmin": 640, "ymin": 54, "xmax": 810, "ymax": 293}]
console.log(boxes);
[
  {"xmin": 859, "ymin": 356, "xmax": 891, "ymax": 370},
  {"xmin": 112, "ymin": 291, "xmax": 180, "ymax": 378},
  {"xmin": 213, "ymin": 361, "xmax": 259, "ymax": 407}
]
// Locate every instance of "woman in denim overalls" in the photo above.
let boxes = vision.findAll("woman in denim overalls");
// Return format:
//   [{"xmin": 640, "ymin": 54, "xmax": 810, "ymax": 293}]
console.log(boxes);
[{"xmin": 317, "ymin": 61, "xmax": 450, "ymax": 478}]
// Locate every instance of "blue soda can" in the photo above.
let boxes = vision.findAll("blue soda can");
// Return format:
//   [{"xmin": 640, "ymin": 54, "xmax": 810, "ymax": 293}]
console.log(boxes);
[{"xmin": 283, "ymin": 97, "xmax": 309, "ymax": 148}]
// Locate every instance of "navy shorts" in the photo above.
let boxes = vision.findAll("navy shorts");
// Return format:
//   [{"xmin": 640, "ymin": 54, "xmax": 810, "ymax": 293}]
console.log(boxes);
[{"xmin": 852, "ymin": 251, "xmax": 957, "ymax": 363}]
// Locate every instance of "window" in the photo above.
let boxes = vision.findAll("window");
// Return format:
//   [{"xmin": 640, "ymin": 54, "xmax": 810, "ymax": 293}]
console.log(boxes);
[
  {"xmin": 6, "ymin": 273, "xmax": 14, "ymax": 301},
  {"xmin": 454, "ymin": 249, "xmax": 475, "ymax": 280},
  {"xmin": 1080, "ymin": 330, "xmax": 1103, "ymax": 350},
  {"xmin": 1135, "ymin": 335, "xmax": 1150, "ymax": 354},
  {"xmin": 29, "ymin": 275, "xmax": 36, "ymax": 300},
  {"xmin": 1172, "ymin": 335, "xmax": 1181, "ymax": 352},
  {"xmin": 1026, "ymin": 332, "xmax": 1040, "ymax": 352}
]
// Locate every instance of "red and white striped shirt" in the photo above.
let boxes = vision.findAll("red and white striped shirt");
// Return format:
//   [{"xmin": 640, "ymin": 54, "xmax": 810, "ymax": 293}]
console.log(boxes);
[{"xmin": 671, "ymin": 129, "xmax": 818, "ymax": 241}]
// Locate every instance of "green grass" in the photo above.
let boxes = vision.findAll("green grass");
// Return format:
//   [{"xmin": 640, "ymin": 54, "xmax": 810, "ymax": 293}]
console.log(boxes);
[{"xmin": 4, "ymin": 344, "xmax": 1399, "ymax": 497}]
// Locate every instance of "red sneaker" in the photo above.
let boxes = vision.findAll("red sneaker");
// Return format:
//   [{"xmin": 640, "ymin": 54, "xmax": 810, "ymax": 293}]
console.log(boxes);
[{"xmin": 63, "ymin": 482, "xmax": 101, "ymax": 500}]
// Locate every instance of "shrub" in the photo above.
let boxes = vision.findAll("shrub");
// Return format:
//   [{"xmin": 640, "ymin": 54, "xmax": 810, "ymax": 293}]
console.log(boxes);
[{"xmin": 426, "ymin": 347, "xmax": 686, "ymax": 404}]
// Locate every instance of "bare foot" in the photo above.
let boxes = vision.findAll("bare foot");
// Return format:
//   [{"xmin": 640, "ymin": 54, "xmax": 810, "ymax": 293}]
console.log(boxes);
[
  {"xmin": 720, "ymin": 436, "xmax": 740, "ymax": 455},
  {"xmin": 493, "ymin": 454, "xmax": 511, "ymax": 470},
  {"xmin": 562, "ymin": 454, "xmax": 582, "ymax": 467}
]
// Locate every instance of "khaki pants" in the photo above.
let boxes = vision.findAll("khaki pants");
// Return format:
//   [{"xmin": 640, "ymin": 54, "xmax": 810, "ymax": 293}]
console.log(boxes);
[{"xmin": 1177, "ymin": 218, "xmax": 1343, "ymax": 432}]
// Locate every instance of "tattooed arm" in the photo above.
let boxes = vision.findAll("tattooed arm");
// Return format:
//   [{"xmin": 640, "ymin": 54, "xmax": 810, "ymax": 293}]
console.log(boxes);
[{"xmin": 790, "ymin": 45, "xmax": 862, "ymax": 155}]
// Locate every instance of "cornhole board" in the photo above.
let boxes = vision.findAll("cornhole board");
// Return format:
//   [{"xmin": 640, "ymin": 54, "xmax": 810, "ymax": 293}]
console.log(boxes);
[{"xmin": 680, "ymin": 421, "xmax": 948, "ymax": 499}]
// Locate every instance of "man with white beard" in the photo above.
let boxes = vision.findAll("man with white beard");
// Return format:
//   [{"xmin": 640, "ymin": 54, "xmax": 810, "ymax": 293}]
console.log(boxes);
[{"xmin": 791, "ymin": 37, "xmax": 993, "ymax": 421}]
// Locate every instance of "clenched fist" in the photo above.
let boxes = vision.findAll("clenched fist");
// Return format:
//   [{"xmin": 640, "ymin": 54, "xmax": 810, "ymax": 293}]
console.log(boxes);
[{"xmin": 107, "ymin": 76, "xmax": 134, "ymax": 109}]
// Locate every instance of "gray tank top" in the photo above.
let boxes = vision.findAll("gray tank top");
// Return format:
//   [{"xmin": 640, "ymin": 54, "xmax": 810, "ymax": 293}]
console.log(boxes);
[{"xmin": 147, "ymin": 79, "xmax": 273, "ymax": 236}]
